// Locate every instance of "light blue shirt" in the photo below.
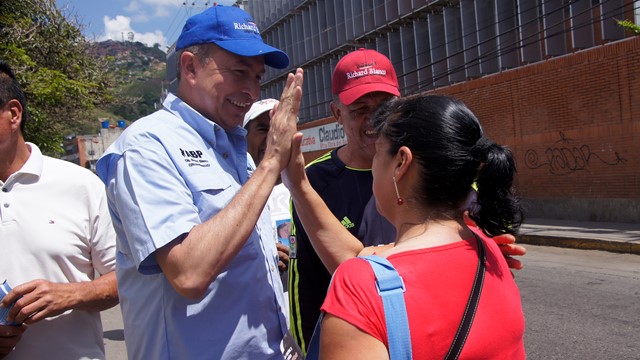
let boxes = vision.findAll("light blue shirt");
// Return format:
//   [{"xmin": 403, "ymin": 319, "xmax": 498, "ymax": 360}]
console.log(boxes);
[{"xmin": 97, "ymin": 93, "xmax": 288, "ymax": 359}]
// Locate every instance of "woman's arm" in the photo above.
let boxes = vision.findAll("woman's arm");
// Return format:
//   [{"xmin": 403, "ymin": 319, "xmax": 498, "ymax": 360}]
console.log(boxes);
[
  {"xmin": 283, "ymin": 134, "xmax": 365, "ymax": 273},
  {"xmin": 320, "ymin": 314, "xmax": 389, "ymax": 360}
]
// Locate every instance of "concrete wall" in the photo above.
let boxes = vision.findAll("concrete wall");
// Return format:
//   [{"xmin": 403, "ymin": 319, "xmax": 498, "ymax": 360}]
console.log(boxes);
[{"xmin": 299, "ymin": 36, "xmax": 640, "ymax": 223}]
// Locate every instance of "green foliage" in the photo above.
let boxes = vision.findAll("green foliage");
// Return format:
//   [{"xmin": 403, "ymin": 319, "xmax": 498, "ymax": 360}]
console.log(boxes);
[
  {"xmin": 616, "ymin": 19, "xmax": 640, "ymax": 35},
  {"xmin": 94, "ymin": 40, "xmax": 167, "ymax": 124},
  {"xmin": 108, "ymin": 68, "xmax": 166, "ymax": 121},
  {"xmin": 0, "ymin": 0, "xmax": 117, "ymax": 155},
  {"xmin": 0, "ymin": 0, "xmax": 168, "ymax": 154}
]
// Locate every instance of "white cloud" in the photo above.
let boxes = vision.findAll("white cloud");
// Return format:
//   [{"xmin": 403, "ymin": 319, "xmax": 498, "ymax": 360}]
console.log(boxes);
[
  {"xmin": 97, "ymin": 1, "xmax": 243, "ymax": 51},
  {"xmin": 99, "ymin": 15, "xmax": 168, "ymax": 51}
]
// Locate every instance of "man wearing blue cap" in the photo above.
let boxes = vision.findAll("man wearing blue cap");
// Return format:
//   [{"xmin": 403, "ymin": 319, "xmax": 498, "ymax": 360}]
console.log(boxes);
[{"xmin": 96, "ymin": 5, "xmax": 303, "ymax": 359}]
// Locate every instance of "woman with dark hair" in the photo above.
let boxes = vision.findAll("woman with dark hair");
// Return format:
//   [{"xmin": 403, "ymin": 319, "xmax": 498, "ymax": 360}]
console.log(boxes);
[{"xmin": 283, "ymin": 95, "xmax": 525, "ymax": 359}]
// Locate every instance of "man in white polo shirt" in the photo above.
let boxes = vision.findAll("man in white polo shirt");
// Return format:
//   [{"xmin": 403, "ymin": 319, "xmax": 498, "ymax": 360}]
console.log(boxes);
[{"xmin": 0, "ymin": 61, "xmax": 118, "ymax": 359}]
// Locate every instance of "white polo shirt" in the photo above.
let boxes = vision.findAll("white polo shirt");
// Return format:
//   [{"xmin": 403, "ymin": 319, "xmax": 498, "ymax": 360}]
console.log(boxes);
[{"xmin": 0, "ymin": 143, "xmax": 116, "ymax": 360}]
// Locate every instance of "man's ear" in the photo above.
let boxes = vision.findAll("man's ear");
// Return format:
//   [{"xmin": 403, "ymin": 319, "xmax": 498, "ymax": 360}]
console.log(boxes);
[
  {"xmin": 330, "ymin": 101, "xmax": 343, "ymax": 126},
  {"xmin": 179, "ymin": 51, "xmax": 197, "ymax": 84},
  {"xmin": 6, "ymin": 99, "xmax": 23, "ymax": 131}
]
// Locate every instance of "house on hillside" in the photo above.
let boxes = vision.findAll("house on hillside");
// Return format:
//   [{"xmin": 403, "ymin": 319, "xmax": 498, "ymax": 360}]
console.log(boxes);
[{"xmin": 62, "ymin": 120, "xmax": 126, "ymax": 173}]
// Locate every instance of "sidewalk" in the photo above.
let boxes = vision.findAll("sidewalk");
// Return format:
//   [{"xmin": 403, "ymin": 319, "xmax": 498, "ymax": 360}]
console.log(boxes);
[{"xmin": 518, "ymin": 218, "xmax": 640, "ymax": 255}]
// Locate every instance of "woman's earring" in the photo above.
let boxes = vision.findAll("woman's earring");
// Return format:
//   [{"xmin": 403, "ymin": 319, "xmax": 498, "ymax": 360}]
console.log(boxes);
[{"xmin": 393, "ymin": 176, "xmax": 404, "ymax": 205}]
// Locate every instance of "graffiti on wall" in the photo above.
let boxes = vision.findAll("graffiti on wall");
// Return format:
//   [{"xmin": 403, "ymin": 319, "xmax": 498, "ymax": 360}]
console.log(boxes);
[{"xmin": 524, "ymin": 132, "xmax": 626, "ymax": 175}]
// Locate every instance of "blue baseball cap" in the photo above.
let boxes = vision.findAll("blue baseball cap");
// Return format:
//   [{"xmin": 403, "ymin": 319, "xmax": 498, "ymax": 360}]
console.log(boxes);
[{"xmin": 176, "ymin": 5, "xmax": 289, "ymax": 69}]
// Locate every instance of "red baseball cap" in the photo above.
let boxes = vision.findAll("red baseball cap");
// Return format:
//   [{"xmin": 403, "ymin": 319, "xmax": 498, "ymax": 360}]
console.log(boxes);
[{"xmin": 332, "ymin": 48, "xmax": 400, "ymax": 106}]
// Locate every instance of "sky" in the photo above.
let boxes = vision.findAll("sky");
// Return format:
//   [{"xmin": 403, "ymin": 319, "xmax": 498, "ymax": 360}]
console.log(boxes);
[{"xmin": 55, "ymin": 0, "xmax": 240, "ymax": 52}]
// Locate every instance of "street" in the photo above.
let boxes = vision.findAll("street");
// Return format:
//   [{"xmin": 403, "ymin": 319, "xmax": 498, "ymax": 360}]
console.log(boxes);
[
  {"xmin": 101, "ymin": 245, "xmax": 640, "ymax": 359},
  {"xmin": 517, "ymin": 245, "xmax": 640, "ymax": 359},
  {"xmin": 101, "ymin": 305, "xmax": 126, "ymax": 359}
]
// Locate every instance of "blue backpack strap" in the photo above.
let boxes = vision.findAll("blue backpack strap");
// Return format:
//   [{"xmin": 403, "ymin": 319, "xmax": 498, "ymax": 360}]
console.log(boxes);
[{"xmin": 361, "ymin": 255, "xmax": 413, "ymax": 360}]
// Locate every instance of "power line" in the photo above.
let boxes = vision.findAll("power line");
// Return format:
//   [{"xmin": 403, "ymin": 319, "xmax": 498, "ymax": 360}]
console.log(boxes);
[
  {"xmin": 165, "ymin": 1, "xmax": 224, "ymax": 50},
  {"xmin": 418, "ymin": 0, "xmax": 635, "ymax": 92},
  {"xmin": 256, "ymin": 0, "xmax": 636, "ymax": 120}
]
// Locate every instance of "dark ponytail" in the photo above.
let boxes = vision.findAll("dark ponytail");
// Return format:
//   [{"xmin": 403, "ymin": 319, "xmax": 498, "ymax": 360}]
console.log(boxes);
[{"xmin": 469, "ymin": 138, "xmax": 524, "ymax": 236}]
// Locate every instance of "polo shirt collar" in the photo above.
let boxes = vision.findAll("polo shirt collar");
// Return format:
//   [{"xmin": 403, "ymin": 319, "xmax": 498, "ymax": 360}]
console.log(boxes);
[
  {"xmin": 15, "ymin": 142, "xmax": 42, "ymax": 177},
  {"xmin": 2, "ymin": 142, "xmax": 42, "ymax": 187}
]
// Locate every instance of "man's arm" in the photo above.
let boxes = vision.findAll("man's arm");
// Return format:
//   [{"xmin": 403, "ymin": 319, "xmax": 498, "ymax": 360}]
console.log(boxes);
[
  {"xmin": 1, "ymin": 272, "xmax": 118, "ymax": 325},
  {"xmin": 464, "ymin": 213, "xmax": 526, "ymax": 270},
  {"xmin": 155, "ymin": 161, "xmax": 287, "ymax": 299},
  {"xmin": 156, "ymin": 69, "xmax": 304, "ymax": 300}
]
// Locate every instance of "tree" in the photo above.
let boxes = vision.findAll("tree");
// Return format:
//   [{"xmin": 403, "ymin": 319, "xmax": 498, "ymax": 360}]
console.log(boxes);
[
  {"xmin": 616, "ymin": 19, "xmax": 640, "ymax": 35},
  {"xmin": 0, "ymin": 0, "xmax": 117, "ymax": 155}
]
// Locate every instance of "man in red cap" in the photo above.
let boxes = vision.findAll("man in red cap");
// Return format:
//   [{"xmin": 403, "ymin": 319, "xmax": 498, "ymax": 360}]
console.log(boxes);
[{"xmin": 288, "ymin": 48, "xmax": 402, "ymax": 351}]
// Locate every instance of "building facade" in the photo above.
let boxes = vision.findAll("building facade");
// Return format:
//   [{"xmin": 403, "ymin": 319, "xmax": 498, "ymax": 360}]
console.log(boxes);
[
  {"xmin": 62, "ymin": 120, "xmax": 126, "ymax": 172},
  {"xmin": 165, "ymin": 1, "xmax": 639, "ymax": 222},
  {"xmin": 245, "ymin": 0, "xmax": 640, "ymax": 223},
  {"xmin": 247, "ymin": 0, "xmax": 638, "ymax": 122}
]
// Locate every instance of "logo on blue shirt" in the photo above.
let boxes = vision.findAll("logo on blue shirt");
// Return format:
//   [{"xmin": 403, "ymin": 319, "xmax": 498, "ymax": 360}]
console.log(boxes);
[
  {"xmin": 180, "ymin": 148, "xmax": 211, "ymax": 167},
  {"xmin": 181, "ymin": 148, "xmax": 203, "ymax": 158}
]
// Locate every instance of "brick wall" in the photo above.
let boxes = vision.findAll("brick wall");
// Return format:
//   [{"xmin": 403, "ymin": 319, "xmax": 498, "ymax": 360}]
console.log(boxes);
[{"xmin": 299, "ymin": 36, "xmax": 640, "ymax": 223}]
